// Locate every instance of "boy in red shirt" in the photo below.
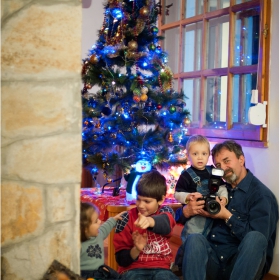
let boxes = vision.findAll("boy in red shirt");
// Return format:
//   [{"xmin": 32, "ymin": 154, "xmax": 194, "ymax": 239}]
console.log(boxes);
[{"xmin": 113, "ymin": 170, "xmax": 180, "ymax": 280}]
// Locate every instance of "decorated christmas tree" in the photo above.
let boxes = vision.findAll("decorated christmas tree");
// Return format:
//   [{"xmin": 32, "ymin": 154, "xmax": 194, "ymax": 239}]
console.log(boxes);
[{"xmin": 81, "ymin": 0, "xmax": 191, "ymax": 183}]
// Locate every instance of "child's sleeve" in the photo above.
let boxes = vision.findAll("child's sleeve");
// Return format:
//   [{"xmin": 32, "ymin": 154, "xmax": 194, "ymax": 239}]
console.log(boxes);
[
  {"xmin": 151, "ymin": 206, "xmax": 176, "ymax": 236},
  {"xmin": 174, "ymin": 191, "xmax": 190, "ymax": 204},
  {"xmin": 217, "ymin": 184, "xmax": 228, "ymax": 200},
  {"xmin": 98, "ymin": 217, "xmax": 116, "ymax": 240}
]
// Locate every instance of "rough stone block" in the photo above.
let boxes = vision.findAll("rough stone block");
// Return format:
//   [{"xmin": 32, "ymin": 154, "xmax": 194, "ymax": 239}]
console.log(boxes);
[
  {"xmin": 1, "ymin": 222, "xmax": 79, "ymax": 280},
  {"xmin": 1, "ymin": 81, "xmax": 82, "ymax": 141},
  {"xmin": 2, "ymin": 134, "xmax": 82, "ymax": 184},
  {"xmin": 1, "ymin": 181, "xmax": 44, "ymax": 246},
  {"xmin": 46, "ymin": 185, "xmax": 76, "ymax": 223},
  {"xmin": 1, "ymin": 0, "xmax": 33, "ymax": 21},
  {"xmin": 2, "ymin": 3, "xmax": 82, "ymax": 80}
]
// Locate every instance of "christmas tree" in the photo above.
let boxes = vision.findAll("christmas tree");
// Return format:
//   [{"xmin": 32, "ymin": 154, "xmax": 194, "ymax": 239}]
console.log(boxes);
[{"xmin": 81, "ymin": 0, "xmax": 190, "ymax": 182}]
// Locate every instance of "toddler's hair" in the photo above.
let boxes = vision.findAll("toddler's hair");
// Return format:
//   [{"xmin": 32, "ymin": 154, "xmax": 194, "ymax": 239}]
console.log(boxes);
[
  {"xmin": 186, "ymin": 135, "xmax": 210, "ymax": 154},
  {"xmin": 80, "ymin": 202, "xmax": 99, "ymax": 242},
  {"xmin": 136, "ymin": 170, "xmax": 167, "ymax": 201}
]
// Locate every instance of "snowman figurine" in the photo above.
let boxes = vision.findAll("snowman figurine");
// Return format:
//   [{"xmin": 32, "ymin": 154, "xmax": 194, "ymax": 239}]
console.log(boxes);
[{"xmin": 125, "ymin": 157, "xmax": 152, "ymax": 202}]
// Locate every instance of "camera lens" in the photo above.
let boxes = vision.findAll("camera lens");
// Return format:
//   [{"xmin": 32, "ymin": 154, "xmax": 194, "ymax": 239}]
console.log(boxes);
[{"xmin": 206, "ymin": 200, "xmax": 221, "ymax": 215}]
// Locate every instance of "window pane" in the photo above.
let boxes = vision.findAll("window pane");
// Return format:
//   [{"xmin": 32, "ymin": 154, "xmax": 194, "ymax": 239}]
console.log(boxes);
[
  {"xmin": 163, "ymin": 0, "xmax": 181, "ymax": 24},
  {"xmin": 205, "ymin": 76, "xmax": 228, "ymax": 127},
  {"xmin": 234, "ymin": 8, "xmax": 260, "ymax": 66},
  {"xmin": 164, "ymin": 28, "xmax": 180, "ymax": 72},
  {"xmin": 183, "ymin": 22, "xmax": 203, "ymax": 71},
  {"xmin": 183, "ymin": 78, "xmax": 201, "ymax": 127},
  {"xmin": 185, "ymin": 0, "xmax": 203, "ymax": 18},
  {"xmin": 208, "ymin": 0, "xmax": 230, "ymax": 11},
  {"xmin": 207, "ymin": 16, "xmax": 229, "ymax": 69},
  {"xmin": 232, "ymin": 73, "xmax": 257, "ymax": 123}
]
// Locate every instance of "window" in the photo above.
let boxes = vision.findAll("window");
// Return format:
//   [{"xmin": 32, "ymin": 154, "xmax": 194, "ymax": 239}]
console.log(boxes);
[{"xmin": 159, "ymin": 0, "xmax": 270, "ymax": 147}]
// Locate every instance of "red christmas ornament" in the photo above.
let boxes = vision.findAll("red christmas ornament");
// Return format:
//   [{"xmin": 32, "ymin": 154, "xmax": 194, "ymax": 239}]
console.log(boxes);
[{"xmin": 133, "ymin": 95, "xmax": 141, "ymax": 103}]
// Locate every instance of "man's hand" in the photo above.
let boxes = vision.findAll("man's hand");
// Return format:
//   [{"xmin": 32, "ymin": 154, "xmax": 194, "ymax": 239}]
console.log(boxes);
[
  {"xmin": 182, "ymin": 194, "xmax": 205, "ymax": 218},
  {"xmin": 197, "ymin": 197, "xmax": 232, "ymax": 220}
]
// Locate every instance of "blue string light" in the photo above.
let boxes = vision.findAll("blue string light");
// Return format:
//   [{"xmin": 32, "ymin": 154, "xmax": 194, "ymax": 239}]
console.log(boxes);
[{"xmin": 111, "ymin": 8, "xmax": 123, "ymax": 19}]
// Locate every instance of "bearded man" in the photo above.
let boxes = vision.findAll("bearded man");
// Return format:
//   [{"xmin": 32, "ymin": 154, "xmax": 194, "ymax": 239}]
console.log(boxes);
[{"xmin": 180, "ymin": 140, "xmax": 278, "ymax": 280}]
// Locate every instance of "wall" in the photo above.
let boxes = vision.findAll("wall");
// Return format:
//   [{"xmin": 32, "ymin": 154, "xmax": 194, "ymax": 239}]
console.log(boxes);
[
  {"xmin": 1, "ymin": 0, "xmax": 82, "ymax": 279},
  {"xmin": 81, "ymin": 0, "xmax": 279, "ymax": 275}
]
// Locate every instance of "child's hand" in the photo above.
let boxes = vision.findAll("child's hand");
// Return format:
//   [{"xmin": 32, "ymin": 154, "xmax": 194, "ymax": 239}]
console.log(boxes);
[
  {"xmin": 186, "ymin": 192, "xmax": 203, "ymax": 203},
  {"xmin": 219, "ymin": 197, "xmax": 228, "ymax": 206},
  {"xmin": 113, "ymin": 211, "xmax": 126, "ymax": 221},
  {"xmin": 132, "ymin": 230, "xmax": 147, "ymax": 251},
  {"xmin": 134, "ymin": 212, "xmax": 154, "ymax": 229},
  {"xmin": 189, "ymin": 192, "xmax": 202, "ymax": 201}
]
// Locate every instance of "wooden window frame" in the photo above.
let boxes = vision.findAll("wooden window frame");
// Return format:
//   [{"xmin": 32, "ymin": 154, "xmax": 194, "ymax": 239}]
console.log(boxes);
[{"xmin": 158, "ymin": 0, "xmax": 271, "ymax": 147}]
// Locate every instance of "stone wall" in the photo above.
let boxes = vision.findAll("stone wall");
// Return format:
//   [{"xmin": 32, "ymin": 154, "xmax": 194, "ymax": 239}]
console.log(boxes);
[{"xmin": 1, "ymin": 1, "xmax": 82, "ymax": 279}]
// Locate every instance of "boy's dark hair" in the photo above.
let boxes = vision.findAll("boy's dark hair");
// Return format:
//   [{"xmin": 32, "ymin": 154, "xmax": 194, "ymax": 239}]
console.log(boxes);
[
  {"xmin": 136, "ymin": 170, "xmax": 167, "ymax": 201},
  {"xmin": 80, "ymin": 202, "xmax": 99, "ymax": 242},
  {"xmin": 211, "ymin": 140, "xmax": 245, "ymax": 162}
]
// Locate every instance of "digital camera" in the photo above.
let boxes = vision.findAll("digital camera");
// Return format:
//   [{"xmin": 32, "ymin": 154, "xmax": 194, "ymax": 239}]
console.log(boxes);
[{"xmin": 197, "ymin": 168, "xmax": 224, "ymax": 215}]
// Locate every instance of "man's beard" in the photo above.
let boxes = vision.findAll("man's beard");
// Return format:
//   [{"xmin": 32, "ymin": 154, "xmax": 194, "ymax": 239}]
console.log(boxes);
[{"xmin": 223, "ymin": 169, "xmax": 238, "ymax": 184}]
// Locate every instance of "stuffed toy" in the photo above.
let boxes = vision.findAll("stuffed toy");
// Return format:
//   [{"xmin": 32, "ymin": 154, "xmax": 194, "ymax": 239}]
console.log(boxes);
[{"xmin": 124, "ymin": 157, "xmax": 152, "ymax": 202}]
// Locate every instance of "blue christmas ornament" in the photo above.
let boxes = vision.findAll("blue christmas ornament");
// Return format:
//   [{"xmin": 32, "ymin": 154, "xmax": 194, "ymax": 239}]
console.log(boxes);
[
  {"xmin": 88, "ymin": 99, "xmax": 97, "ymax": 108},
  {"xmin": 101, "ymin": 106, "xmax": 112, "ymax": 116},
  {"xmin": 155, "ymin": 46, "xmax": 162, "ymax": 54}
]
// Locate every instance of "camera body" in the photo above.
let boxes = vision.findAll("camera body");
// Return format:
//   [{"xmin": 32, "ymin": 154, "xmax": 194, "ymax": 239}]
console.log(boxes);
[{"xmin": 197, "ymin": 168, "xmax": 224, "ymax": 215}]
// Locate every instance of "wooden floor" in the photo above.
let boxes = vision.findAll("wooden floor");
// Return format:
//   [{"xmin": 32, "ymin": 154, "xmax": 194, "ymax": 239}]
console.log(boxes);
[{"xmin": 104, "ymin": 237, "xmax": 278, "ymax": 280}]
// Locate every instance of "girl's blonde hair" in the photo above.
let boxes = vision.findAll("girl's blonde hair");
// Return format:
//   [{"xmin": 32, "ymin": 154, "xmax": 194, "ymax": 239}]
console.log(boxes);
[
  {"xmin": 80, "ymin": 202, "xmax": 99, "ymax": 242},
  {"xmin": 186, "ymin": 135, "xmax": 210, "ymax": 154}
]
